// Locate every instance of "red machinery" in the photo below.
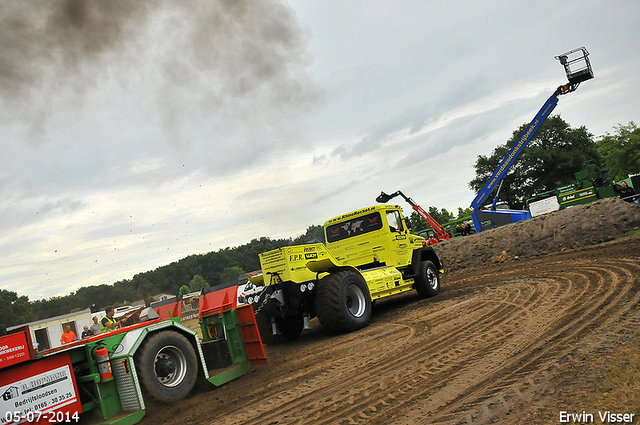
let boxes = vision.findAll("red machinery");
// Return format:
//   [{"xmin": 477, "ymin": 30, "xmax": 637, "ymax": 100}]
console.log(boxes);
[
  {"xmin": 377, "ymin": 190, "xmax": 450, "ymax": 242},
  {"xmin": 0, "ymin": 285, "xmax": 266, "ymax": 425}
]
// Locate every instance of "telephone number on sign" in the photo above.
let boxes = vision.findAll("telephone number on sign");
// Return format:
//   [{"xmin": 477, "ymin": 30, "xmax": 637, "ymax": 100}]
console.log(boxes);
[{"xmin": 4, "ymin": 411, "xmax": 80, "ymax": 423}]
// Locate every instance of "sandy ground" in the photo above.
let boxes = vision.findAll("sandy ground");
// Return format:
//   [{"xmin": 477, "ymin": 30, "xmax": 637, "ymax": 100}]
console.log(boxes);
[{"xmin": 139, "ymin": 199, "xmax": 640, "ymax": 425}]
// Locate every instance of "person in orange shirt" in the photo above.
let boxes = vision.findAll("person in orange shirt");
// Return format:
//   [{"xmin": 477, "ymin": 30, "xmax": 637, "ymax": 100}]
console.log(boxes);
[
  {"xmin": 60, "ymin": 325, "xmax": 77, "ymax": 344},
  {"xmin": 427, "ymin": 234, "xmax": 439, "ymax": 245}
]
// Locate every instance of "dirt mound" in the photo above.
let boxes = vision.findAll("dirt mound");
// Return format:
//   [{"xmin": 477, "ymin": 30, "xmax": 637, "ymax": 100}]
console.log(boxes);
[{"xmin": 433, "ymin": 198, "xmax": 640, "ymax": 273}]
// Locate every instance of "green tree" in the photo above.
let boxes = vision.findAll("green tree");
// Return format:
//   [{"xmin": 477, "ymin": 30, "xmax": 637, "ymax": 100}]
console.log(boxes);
[
  {"xmin": 596, "ymin": 122, "xmax": 640, "ymax": 180},
  {"xmin": 219, "ymin": 266, "xmax": 245, "ymax": 284},
  {"xmin": 409, "ymin": 211, "xmax": 427, "ymax": 232},
  {"xmin": 188, "ymin": 275, "xmax": 209, "ymax": 292},
  {"xmin": 178, "ymin": 285, "xmax": 191, "ymax": 296},
  {"xmin": 408, "ymin": 207, "xmax": 455, "ymax": 232},
  {"xmin": 291, "ymin": 225, "xmax": 325, "ymax": 244},
  {"xmin": 428, "ymin": 206, "xmax": 455, "ymax": 224},
  {"xmin": 456, "ymin": 207, "xmax": 472, "ymax": 220},
  {"xmin": 469, "ymin": 115, "xmax": 599, "ymax": 208},
  {"xmin": 0, "ymin": 290, "xmax": 33, "ymax": 327}
]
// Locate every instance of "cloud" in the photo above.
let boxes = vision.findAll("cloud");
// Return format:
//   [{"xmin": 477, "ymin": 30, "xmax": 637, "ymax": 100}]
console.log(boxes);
[
  {"xmin": 0, "ymin": 0, "xmax": 323, "ymax": 232},
  {"xmin": 0, "ymin": 0, "xmax": 322, "ymax": 169},
  {"xmin": 0, "ymin": 1, "xmax": 318, "ymax": 110},
  {"xmin": 332, "ymin": 73, "xmax": 497, "ymax": 160}
]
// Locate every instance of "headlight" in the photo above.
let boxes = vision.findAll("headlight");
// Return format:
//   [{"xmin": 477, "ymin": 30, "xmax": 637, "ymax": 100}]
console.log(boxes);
[
  {"xmin": 247, "ymin": 296, "xmax": 254, "ymax": 304},
  {"xmin": 300, "ymin": 284, "xmax": 307, "ymax": 292},
  {"xmin": 307, "ymin": 282, "xmax": 315, "ymax": 291}
]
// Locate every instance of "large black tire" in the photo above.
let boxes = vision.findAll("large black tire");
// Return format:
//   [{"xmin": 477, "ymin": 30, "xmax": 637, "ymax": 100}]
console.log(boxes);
[
  {"xmin": 414, "ymin": 260, "xmax": 440, "ymax": 298},
  {"xmin": 135, "ymin": 331, "xmax": 198, "ymax": 402},
  {"xmin": 315, "ymin": 270, "xmax": 372, "ymax": 333}
]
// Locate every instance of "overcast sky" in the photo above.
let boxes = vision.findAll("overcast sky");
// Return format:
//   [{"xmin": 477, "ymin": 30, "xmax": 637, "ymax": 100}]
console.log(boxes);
[{"xmin": 1, "ymin": 0, "xmax": 638, "ymax": 300}]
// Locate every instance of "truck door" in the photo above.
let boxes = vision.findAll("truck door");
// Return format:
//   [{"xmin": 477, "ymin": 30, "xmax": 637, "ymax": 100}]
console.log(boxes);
[{"xmin": 385, "ymin": 210, "xmax": 412, "ymax": 267}]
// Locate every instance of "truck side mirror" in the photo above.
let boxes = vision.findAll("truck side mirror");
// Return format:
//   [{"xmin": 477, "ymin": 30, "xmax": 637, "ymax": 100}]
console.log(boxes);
[{"xmin": 404, "ymin": 217, "xmax": 412, "ymax": 230}]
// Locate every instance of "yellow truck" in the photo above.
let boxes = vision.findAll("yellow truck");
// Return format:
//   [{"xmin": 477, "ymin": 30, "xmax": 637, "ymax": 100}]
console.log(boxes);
[{"xmin": 251, "ymin": 204, "xmax": 443, "ymax": 343}]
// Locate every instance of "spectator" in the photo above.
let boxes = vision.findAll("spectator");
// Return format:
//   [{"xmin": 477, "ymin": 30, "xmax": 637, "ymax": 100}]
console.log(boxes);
[
  {"xmin": 60, "ymin": 325, "xmax": 77, "ymax": 345},
  {"xmin": 89, "ymin": 316, "xmax": 101, "ymax": 335},
  {"xmin": 81, "ymin": 325, "xmax": 93, "ymax": 339},
  {"xmin": 615, "ymin": 181, "xmax": 640, "ymax": 204},
  {"xmin": 465, "ymin": 221, "xmax": 473, "ymax": 235},
  {"xmin": 101, "ymin": 306, "xmax": 121, "ymax": 332}
]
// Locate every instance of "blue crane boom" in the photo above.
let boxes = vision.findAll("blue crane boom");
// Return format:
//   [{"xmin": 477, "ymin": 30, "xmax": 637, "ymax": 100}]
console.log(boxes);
[
  {"xmin": 470, "ymin": 47, "xmax": 594, "ymax": 232},
  {"xmin": 470, "ymin": 91, "xmax": 560, "ymax": 211}
]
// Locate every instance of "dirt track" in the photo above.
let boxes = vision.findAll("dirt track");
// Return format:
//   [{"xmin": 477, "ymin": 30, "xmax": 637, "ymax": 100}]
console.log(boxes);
[{"xmin": 138, "ymin": 230, "xmax": 640, "ymax": 425}]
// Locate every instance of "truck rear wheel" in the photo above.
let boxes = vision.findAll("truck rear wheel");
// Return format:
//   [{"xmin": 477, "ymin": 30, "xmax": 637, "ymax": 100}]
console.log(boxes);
[
  {"xmin": 315, "ymin": 269, "xmax": 372, "ymax": 333},
  {"xmin": 414, "ymin": 260, "xmax": 440, "ymax": 298},
  {"xmin": 135, "ymin": 331, "xmax": 198, "ymax": 402}
]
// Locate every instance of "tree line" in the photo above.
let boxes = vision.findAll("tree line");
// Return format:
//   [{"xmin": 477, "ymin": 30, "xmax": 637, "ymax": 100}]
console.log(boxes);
[
  {"xmin": 469, "ymin": 118, "xmax": 639, "ymax": 209},
  {"xmin": 1, "ymin": 227, "xmax": 324, "ymax": 327},
  {"xmin": 1, "ymin": 119, "xmax": 637, "ymax": 327}
]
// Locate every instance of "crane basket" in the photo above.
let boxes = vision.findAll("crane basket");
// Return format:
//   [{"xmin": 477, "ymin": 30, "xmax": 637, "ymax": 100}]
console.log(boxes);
[{"xmin": 555, "ymin": 46, "xmax": 594, "ymax": 86}]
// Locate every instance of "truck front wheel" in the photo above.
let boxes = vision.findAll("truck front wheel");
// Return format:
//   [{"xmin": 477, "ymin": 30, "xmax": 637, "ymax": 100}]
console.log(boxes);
[
  {"xmin": 315, "ymin": 270, "xmax": 372, "ymax": 333},
  {"xmin": 135, "ymin": 331, "xmax": 198, "ymax": 402},
  {"xmin": 414, "ymin": 260, "xmax": 440, "ymax": 298}
]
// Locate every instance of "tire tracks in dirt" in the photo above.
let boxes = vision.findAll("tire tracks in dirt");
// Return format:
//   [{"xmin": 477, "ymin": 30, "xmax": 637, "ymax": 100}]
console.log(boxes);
[
  {"xmin": 137, "ymin": 250, "xmax": 640, "ymax": 425},
  {"xmin": 210, "ymin": 258, "xmax": 640, "ymax": 425},
  {"xmin": 418, "ymin": 260, "xmax": 640, "ymax": 424}
]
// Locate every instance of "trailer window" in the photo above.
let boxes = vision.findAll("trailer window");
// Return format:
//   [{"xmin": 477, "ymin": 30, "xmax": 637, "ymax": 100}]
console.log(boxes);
[{"xmin": 325, "ymin": 212, "xmax": 383, "ymax": 243}]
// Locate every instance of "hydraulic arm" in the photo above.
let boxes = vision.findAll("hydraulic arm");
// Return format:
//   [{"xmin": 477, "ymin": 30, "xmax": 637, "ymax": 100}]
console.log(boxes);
[
  {"xmin": 377, "ymin": 190, "xmax": 450, "ymax": 240},
  {"xmin": 470, "ymin": 90, "xmax": 561, "ymax": 211},
  {"xmin": 470, "ymin": 47, "xmax": 593, "ymax": 232}
]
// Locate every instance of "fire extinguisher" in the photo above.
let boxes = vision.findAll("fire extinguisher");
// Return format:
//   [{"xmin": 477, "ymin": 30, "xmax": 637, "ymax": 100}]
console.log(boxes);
[{"xmin": 93, "ymin": 345, "xmax": 113, "ymax": 382}]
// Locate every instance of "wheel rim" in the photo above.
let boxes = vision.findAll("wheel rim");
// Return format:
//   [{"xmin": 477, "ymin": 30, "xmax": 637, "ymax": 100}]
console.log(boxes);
[
  {"xmin": 345, "ymin": 283, "xmax": 366, "ymax": 318},
  {"xmin": 154, "ymin": 345, "xmax": 188, "ymax": 387},
  {"xmin": 426, "ymin": 267, "xmax": 438, "ymax": 290}
]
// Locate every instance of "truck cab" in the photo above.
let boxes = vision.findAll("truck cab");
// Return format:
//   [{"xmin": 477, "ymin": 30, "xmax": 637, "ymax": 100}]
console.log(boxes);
[{"xmin": 324, "ymin": 205, "xmax": 422, "ymax": 270}]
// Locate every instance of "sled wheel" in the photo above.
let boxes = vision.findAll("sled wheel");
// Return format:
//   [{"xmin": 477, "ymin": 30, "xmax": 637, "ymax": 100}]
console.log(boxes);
[
  {"xmin": 135, "ymin": 331, "xmax": 198, "ymax": 402},
  {"xmin": 414, "ymin": 260, "xmax": 440, "ymax": 298},
  {"xmin": 315, "ymin": 269, "xmax": 372, "ymax": 333}
]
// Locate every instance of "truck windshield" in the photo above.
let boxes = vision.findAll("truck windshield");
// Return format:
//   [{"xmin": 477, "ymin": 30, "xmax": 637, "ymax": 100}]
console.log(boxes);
[{"xmin": 325, "ymin": 212, "xmax": 383, "ymax": 243}]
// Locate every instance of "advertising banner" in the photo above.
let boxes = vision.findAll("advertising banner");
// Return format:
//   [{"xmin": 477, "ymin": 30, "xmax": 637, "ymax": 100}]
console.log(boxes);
[
  {"xmin": 529, "ymin": 196, "xmax": 560, "ymax": 217},
  {"xmin": 0, "ymin": 333, "xmax": 31, "ymax": 369},
  {"xmin": 0, "ymin": 353, "xmax": 81, "ymax": 425}
]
